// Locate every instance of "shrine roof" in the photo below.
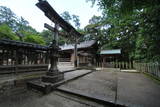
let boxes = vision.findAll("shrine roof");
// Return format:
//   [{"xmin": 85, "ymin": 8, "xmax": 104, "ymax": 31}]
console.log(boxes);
[
  {"xmin": 60, "ymin": 40, "xmax": 96, "ymax": 50},
  {"xmin": 100, "ymin": 49, "xmax": 121, "ymax": 55}
]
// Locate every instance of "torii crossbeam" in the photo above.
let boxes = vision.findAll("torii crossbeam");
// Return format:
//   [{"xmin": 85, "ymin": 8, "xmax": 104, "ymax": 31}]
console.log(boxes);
[{"xmin": 36, "ymin": 0, "xmax": 82, "ymax": 38}]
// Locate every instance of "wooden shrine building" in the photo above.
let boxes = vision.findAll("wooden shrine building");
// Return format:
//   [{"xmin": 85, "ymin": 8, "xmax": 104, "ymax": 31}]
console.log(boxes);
[
  {"xmin": 100, "ymin": 49, "xmax": 121, "ymax": 67},
  {"xmin": 59, "ymin": 40, "xmax": 98, "ymax": 66}
]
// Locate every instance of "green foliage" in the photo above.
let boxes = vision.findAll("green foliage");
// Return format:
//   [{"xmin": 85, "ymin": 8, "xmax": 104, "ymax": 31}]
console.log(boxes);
[
  {"xmin": 58, "ymin": 36, "xmax": 68, "ymax": 45},
  {"xmin": 61, "ymin": 11, "xmax": 72, "ymax": 23},
  {"xmin": 0, "ymin": 24, "xmax": 19, "ymax": 40},
  {"xmin": 86, "ymin": 0, "xmax": 160, "ymax": 62},
  {"xmin": 0, "ymin": 6, "xmax": 78, "ymax": 46},
  {"xmin": 24, "ymin": 34, "xmax": 45, "ymax": 45},
  {"xmin": 86, "ymin": 0, "xmax": 160, "ymax": 14},
  {"xmin": 84, "ymin": 15, "xmax": 109, "ymax": 49},
  {"xmin": 0, "ymin": 6, "xmax": 17, "ymax": 29},
  {"xmin": 72, "ymin": 15, "xmax": 80, "ymax": 28},
  {"xmin": 0, "ymin": 6, "xmax": 30, "ymax": 32},
  {"xmin": 40, "ymin": 29, "xmax": 70, "ymax": 45},
  {"xmin": 0, "ymin": 6, "xmax": 45, "ymax": 45},
  {"xmin": 40, "ymin": 30, "xmax": 52, "ymax": 45},
  {"xmin": 61, "ymin": 11, "xmax": 81, "ymax": 28}
]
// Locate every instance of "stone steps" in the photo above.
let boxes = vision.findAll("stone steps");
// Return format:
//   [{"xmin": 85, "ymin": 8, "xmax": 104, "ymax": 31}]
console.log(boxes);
[
  {"xmin": 27, "ymin": 80, "xmax": 63, "ymax": 94},
  {"xmin": 27, "ymin": 72, "xmax": 64, "ymax": 94}
]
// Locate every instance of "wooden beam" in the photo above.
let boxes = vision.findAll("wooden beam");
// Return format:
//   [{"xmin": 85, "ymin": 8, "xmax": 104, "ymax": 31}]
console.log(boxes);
[
  {"xmin": 44, "ymin": 23, "xmax": 73, "ymax": 39},
  {"xmin": 44, "ymin": 23, "xmax": 55, "ymax": 32},
  {"xmin": 36, "ymin": 0, "xmax": 82, "ymax": 38}
]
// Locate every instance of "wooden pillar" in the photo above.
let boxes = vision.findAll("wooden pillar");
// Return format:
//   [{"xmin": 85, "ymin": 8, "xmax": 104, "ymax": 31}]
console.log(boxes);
[
  {"xmin": 15, "ymin": 48, "xmax": 18, "ymax": 74},
  {"xmin": 0, "ymin": 48, "xmax": 4, "ymax": 65},
  {"xmin": 103, "ymin": 56, "xmax": 105, "ymax": 68},
  {"xmin": 1, "ymin": 49, "xmax": 4, "ymax": 65},
  {"xmin": 0, "ymin": 49, "xmax": 1, "ymax": 65},
  {"xmin": 11, "ymin": 49, "xmax": 14, "ymax": 65},
  {"xmin": 27, "ymin": 50, "xmax": 29, "ymax": 65},
  {"xmin": 74, "ymin": 38, "xmax": 78, "ymax": 67},
  {"xmin": 54, "ymin": 24, "xmax": 59, "ymax": 45}
]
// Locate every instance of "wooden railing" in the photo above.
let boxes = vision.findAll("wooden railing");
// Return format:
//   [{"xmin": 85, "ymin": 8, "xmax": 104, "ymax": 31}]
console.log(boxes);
[
  {"xmin": 96, "ymin": 61, "xmax": 134, "ymax": 69},
  {"xmin": 97, "ymin": 61, "xmax": 160, "ymax": 79},
  {"xmin": 0, "ymin": 64, "xmax": 48, "ymax": 74},
  {"xmin": 134, "ymin": 63, "xmax": 160, "ymax": 78}
]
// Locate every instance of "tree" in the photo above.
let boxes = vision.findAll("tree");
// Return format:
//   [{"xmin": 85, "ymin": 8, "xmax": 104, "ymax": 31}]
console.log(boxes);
[
  {"xmin": 84, "ymin": 15, "xmax": 109, "ymax": 49},
  {"xmin": 16, "ymin": 16, "xmax": 29, "ymax": 31},
  {"xmin": 40, "ymin": 30, "xmax": 53, "ymax": 45},
  {"xmin": 72, "ymin": 15, "xmax": 80, "ymax": 28},
  {"xmin": 61, "ymin": 11, "xmax": 72, "ymax": 23},
  {"xmin": 86, "ymin": 0, "xmax": 160, "ymax": 14},
  {"xmin": 89, "ymin": 15, "xmax": 101, "ymax": 24},
  {"xmin": 24, "ymin": 34, "xmax": 45, "ymax": 45},
  {"xmin": 86, "ymin": 0, "xmax": 160, "ymax": 62},
  {"xmin": 61, "ymin": 11, "xmax": 81, "ymax": 29},
  {"xmin": 0, "ymin": 24, "xmax": 19, "ymax": 40},
  {"xmin": 0, "ymin": 6, "xmax": 17, "ymax": 30}
]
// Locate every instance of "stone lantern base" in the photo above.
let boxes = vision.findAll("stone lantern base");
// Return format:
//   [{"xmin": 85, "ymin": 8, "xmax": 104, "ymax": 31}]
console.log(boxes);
[{"xmin": 42, "ymin": 70, "xmax": 64, "ymax": 83}]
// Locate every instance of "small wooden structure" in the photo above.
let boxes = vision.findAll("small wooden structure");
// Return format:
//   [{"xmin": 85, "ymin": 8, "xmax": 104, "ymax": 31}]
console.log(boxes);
[
  {"xmin": 59, "ymin": 40, "xmax": 98, "ymax": 66},
  {"xmin": 100, "ymin": 49, "xmax": 121, "ymax": 68}
]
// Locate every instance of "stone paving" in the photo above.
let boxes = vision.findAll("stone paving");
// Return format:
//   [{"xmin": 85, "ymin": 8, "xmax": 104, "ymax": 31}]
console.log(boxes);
[
  {"xmin": 58, "ymin": 71, "xmax": 117, "ymax": 104},
  {"xmin": 58, "ymin": 70, "xmax": 160, "ymax": 107},
  {"xmin": 0, "ymin": 90, "xmax": 106, "ymax": 107},
  {"xmin": 0, "ymin": 69, "xmax": 98, "ymax": 107},
  {"xmin": 0, "ymin": 67, "xmax": 160, "ymax": 107},
  {"xmin": 117, "ymin": 72, "xmax": 160, "ymax": 107},
  {"xmin": 64, "ymin": 69, "xmax": 93, "ymax": 81}
]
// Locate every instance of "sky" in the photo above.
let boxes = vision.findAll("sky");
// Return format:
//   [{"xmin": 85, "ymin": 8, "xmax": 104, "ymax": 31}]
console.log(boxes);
[{"xmin": 0, "ymin": 0, "xmax": 101, "ymax": 32}]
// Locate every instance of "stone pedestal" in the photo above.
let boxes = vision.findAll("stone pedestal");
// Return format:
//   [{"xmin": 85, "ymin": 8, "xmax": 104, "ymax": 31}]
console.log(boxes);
[{"xmin": 42, "ymin": 73, "xmax": 64, "ymax": 83}]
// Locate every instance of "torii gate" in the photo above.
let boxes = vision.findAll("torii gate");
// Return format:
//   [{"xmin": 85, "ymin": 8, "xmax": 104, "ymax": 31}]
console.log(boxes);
[
  {"xmin": 36, "ymin": 0, "xmax": 82, "ymax": 68},
  {"xmin": 27, "ymin": 0, "xmax": 83, "ymax": 93}
]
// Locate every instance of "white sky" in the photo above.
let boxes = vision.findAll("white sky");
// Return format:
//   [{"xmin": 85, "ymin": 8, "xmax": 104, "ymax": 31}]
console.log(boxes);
[{"xmin": 0, "ymin": 0, "xmax": 101, "ymax": 32}]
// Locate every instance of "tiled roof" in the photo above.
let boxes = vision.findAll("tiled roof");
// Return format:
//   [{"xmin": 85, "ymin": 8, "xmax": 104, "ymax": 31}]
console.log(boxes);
[{"xmin": 60, "ymin": 40, "xmax": 96, "ymax": 50}]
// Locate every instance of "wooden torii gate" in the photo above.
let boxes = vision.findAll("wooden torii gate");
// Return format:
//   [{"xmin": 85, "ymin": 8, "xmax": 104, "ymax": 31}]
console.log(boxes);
[
  {"xmin": 27, "ymin": 0, "xmax": 83, "ymax": 93},
  {"xmin": 36, "ymin": 0, "xmax": 82, "ymax": 67}
]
